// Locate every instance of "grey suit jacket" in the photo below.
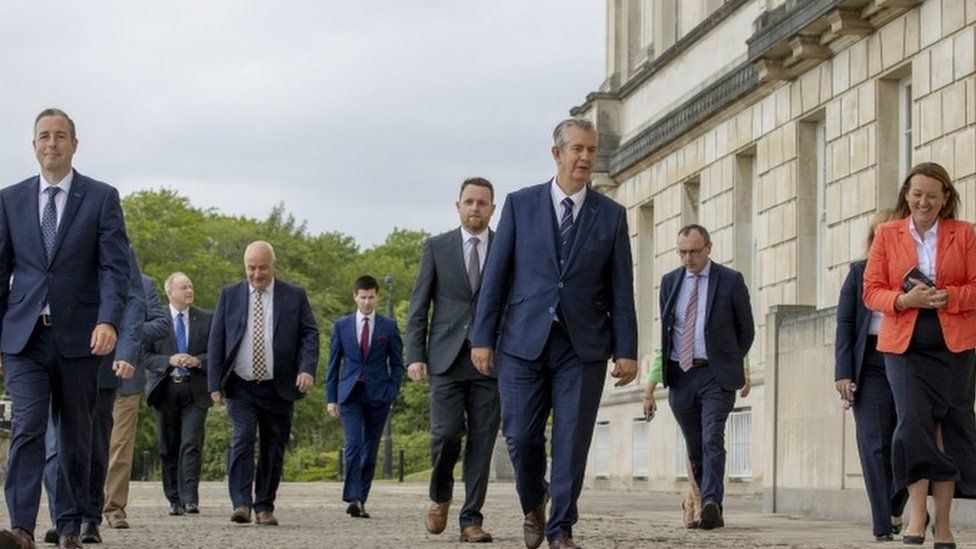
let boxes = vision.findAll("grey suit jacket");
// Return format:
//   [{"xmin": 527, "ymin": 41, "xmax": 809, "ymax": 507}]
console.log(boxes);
[{"xmin": 406, "ymin": 227, "xmax": 493, "ymax": 376}]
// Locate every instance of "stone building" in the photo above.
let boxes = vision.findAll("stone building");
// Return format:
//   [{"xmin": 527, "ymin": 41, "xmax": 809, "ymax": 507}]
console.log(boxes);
[{"xmin": 571, "ymin": 0, "xmax": 976, "ymax": 521}]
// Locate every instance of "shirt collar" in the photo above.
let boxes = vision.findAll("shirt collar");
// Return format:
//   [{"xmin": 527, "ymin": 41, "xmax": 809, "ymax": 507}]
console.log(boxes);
[
  {"xmin": 909, "ymin": 217, "xmax": 939, "ymax": 240},
  {"xmin": 551, "ymin": 178, "xmax": 587, "ymax": 208},
  {"xmin": 460, "ymin": 226, "xmax": 488, "ymax": 243},
  {"xmin": 249, "ymin": 280, "xmax": 275, "ymax": 297},
  {"xmin": 684, "ymin": 260, "xmax": 712, "ymax": 279},
  {"xmin": 356, "ymin": 310, "xmax": 376, "ymax": 325},
  {"xmin": 169, "ymin": 304, "xmax": 189, "ymax": 317},
  {"xmin": 39, "ymin": 170, "xmax": 73, "ymax": 195}
]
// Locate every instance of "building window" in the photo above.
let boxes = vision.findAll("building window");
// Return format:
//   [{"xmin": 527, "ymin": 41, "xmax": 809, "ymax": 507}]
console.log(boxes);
[
  {"xmin": 726, "ymin": 408, "xmax": 752, "ymax": 479},
  {"xmin": 637, "ymin": 201, "xmax": 655, "ymax": 362},
  {"xmin": 898, "ymin": 76, "xmax": 913, "ymax": 180},
  {"xmin": 674, "ymin": 423, "xmax": 688, "ymax": 478},
  {"xmin": 798, "ymin": 112, "xmax": 826, "ymax": 307},
  {"xmin": 814, "ymin": 118, "xmax": 827, "ymax": 307},
  {"xmin": 734, "ymin": 150, "xmax": 757, "ymax": 294},
  {"xmin": 878, "ymin": 67, "xmax": 912, "ymax": 208},
  {"xmin": 632, "ymin": 419, "xmax": 650, "ymax": 478},
  {"xmin": 595, "ymin": 422, "xmax": 611, "ymax": 478}
]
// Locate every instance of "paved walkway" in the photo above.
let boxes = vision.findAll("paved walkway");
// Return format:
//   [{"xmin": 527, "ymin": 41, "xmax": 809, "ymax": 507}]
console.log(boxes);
[{"xmin": 6, "ymin": 481, "xmax": 975, "ymax": 548}]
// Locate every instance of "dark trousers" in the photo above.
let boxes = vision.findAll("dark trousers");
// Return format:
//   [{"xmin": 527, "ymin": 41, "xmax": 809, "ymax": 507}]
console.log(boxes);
[
  {"xmin": 667, "ymin": 361, "xmax": 735, "ymax": 506},
  {"xmin": 852, "ymin": 345, "xmax": 908, "ymax": 537},
  {"xmin": 498, "ymin": 321, "xmax": 606, "ymax": 543},
  {"xmin": 3, "ymin": 323, "xmax": 100, "ymax": 537},
  {"xmin": 340, "ymin": 382, "xmax": 390, "ymax": 504},
  {"xmin": 428, "ymin": 345, "xmax": 500, "ymax": 528},
  {"xmin": 154, "ymin": 380, "xmax": 208, "ymax": 507},
  {"xmin": 225, "ymin": 375, "xmax": 293, "ymax": 513}
]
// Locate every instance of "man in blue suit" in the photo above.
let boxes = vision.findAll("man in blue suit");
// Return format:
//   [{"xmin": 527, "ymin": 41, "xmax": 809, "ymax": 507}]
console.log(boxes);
[
  {"xmin": 0, "ymin": 108, "xmax": 130, "ymax": 549},
  {"xmin": 657, "ymin": 224, "xmax": 754, "ymax": 530},
  {"xmin": 327, "ymin": 275, "xmax": 404, "ymax": 519},
  {"xmin": 471, "ymin": 118, "xmax": 638, "ymax": 549},
  {"xmin": 208, "ymin": 241, "xmax": 319, "ymax": 527}
]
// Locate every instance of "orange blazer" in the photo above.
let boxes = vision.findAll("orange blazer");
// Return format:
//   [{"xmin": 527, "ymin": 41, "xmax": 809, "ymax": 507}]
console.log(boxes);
[{"xmin": 863, "ymin": 217, "xmax": 976, "ymax": 354}]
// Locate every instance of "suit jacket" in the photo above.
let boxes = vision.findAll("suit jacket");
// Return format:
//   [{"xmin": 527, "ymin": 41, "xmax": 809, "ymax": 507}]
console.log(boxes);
[
  {"xmin": 326, "ymin": 313, "xmax": 404, "ymax": 407},
  {"xmin": 864, "ymin": 217, "xmax": 976, "ymax": 353},
  {"xmin": 98, "ymin": 246, "xmax": 147, "ymax": 390},
  {"xmin": 118, "ymin": 273, "xmax": 172, "ymax": 396},
  {"xmin": 207, "ymin": 278, "xmax": 320, "ymax": 402},
  {"xmin": 659, "ymin": 261, "xmax": 755, "ymax": 391},
  {"xmin": 144, "ymin": 305, "xmax": 212, "ymax": 409},
  {"xmin": 472, "ymin": 181, "xmax": 637, "ymax": 363},
  {"xmin": 0, "ymin": 170, "xmax": 129, "ymax": 357},
  {"xmin": 405, "ymin": 228, "xmax": 493, "ymax": 376},
  {"xmin": 834, "ymin": 260, "xmax": 874, "ymax": 383}
]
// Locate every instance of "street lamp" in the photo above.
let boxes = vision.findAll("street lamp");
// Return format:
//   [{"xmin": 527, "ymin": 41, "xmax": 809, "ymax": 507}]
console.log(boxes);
[{"xmin": 382, "ymin": 274, "xmax": 394, "ymax": 479}]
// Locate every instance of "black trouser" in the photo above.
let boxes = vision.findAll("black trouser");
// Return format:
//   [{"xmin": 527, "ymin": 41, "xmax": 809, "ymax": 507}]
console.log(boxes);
[{"xmin": 154, "ymin": 379, "xmax": 208, "ymax": 507}]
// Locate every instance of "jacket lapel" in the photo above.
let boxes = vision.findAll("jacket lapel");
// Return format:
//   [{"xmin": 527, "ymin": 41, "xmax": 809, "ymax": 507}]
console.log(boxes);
[
  {"xmin": 26, "ymin": 178, "xmax": 46, "ymax": 261},
  {"xmin": 540, "ymin": 182, "xmax": 561, "ymax": 274},
  {"xmin": 448, "ymin": 229, "xmax": 472, "ymax": 298},
  {"xmin": 704, "ymin": 265, "xmax": 720, "ymax": 326},
  {"xmin": 936, "ymin": 219, "xmax": 955, "ymax": 280},
  {"xmin": 272, "ymin": 279, "xmax": 284, "ymax": 334},
  {"xmin": 48, "ymin": 171, "xmax": 85, "ymax": 266},
  {"xmin": 562, "ymin": 190, "xmax": 598, "ymax": 274}
]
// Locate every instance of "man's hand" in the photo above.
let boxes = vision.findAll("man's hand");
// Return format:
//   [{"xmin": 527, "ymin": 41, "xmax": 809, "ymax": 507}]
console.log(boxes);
[
  {"xmin": 611, "ymin": 358, "xmax": 638, "ymax": 387},
  {"xmin": 113, "ymin": 360, "xmax": 135, "ymax": 380},
  {"xmin": 90, "ymin": 323, "xmax": 117, "ymax": 356},
  {"xmin": 169, "ymin": 353, "xmax": 200, "ymax": 368},
  {"xmin": 835, "ymin": 378, "xmax": 855, "ymax": 403},
  {"xmin": 642, "ymin": 385, "xmax": 657, "ymax": 421},
  {"xmin": 471, "ymin": 347, "xmax": 494, "ymax": 376},
  {"xmin": 295, "ymin": 372, "xmax": 314, "ymax": 393},
  {"xmin": 407, "ymin": 362, "xmax": 428, "ymax": 382},
  {"xmin": 739, "ymin": 376, "xmax": 752, "ymax": 398},
  {"xmin": 210, "ymin": 391, "xmax": 223, "ymax": 406},
  {"xmin": 327, "ymin": 403, "xmax": 339, "ymax": 418}
]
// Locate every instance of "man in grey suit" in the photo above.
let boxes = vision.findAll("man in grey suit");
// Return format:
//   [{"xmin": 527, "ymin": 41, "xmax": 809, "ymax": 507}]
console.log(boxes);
[{"xmin": 406, "ymin": 177, "xmax": 499, "ymax": 543}]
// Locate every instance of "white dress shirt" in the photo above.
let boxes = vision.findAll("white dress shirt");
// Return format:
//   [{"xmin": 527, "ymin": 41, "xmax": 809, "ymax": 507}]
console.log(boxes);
[
  {"xmin": 908, "ymin": 218, "xmax": 938, "ymax": 285},
  {"xmin": 669, "ymin": 261, "xmax": 711, "ymax": 363},
  {"xmin": 460, "ymin": 226, "xmax": 488, "ymax": 274},
  {"xmin": 356, "ymin": 310, "xmax": 376, "ymax": 351},
  {"xmin": 550, "ymin": 178, "xmax": 586, "ymax": 223},
  {"xmin": 233, "ymin": 282, "xmax": 275, "ymax": 380}
]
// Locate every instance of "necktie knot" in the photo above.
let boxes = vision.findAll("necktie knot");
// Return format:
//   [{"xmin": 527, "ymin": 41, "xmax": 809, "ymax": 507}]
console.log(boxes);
[
  {"xmin": 561, "ymin": 197, "xmax": 573, "ymax": 216},
  {"xmin": 45, "ymin": 186, "xmax": 60, "ymax": 198},
  {"xmin": 469, "ymin": 236, "xmax": 480, "ymax": 246}
]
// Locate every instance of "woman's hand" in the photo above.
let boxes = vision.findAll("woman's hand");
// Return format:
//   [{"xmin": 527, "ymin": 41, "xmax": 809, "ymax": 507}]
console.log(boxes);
[{"xmin": 899, "ymin": 282, "xmax": 940, "ymax": 309}]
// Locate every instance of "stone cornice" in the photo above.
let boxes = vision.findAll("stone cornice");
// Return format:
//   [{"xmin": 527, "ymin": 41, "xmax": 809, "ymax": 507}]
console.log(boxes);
[{"xmin": 746, "ymin": 0, "xmax": 840, "ymax": 62}]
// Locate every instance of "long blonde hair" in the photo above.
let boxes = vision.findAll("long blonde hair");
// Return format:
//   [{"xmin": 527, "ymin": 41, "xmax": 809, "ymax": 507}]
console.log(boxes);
[{"xmin": 865, "ymin": 207, "xmax": 900, "ymax": 256}]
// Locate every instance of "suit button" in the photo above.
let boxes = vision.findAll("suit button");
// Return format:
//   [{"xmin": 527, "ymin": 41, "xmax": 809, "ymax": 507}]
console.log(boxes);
[
  {"xmin": 558, "ymin": 282, "xmax": 564, "ymax": 288},
  {"xmin": 548, "ymin": 307, "xmax": 555, "ymax": 314},
  {"xmin": 46, "ymin": 273, "xmax": 53, "ymax": 279}
]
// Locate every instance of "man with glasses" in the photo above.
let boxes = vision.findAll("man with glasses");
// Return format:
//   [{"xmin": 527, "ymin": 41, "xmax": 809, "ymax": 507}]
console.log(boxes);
[{"xmin": 654, "ymin": 224, "xmax": 754, "ymax": 531}]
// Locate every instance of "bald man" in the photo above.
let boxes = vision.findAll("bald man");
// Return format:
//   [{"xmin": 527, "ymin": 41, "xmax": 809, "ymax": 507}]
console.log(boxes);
[{"xmin": 207, "ymin": 241, "xmax": 319, "ymax": 526}]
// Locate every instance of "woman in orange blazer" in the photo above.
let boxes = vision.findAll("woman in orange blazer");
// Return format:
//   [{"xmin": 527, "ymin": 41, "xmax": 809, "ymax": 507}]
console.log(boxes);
[{"xmin": 864, "ymin": 162, "xmax": 976, "ymax": 548}]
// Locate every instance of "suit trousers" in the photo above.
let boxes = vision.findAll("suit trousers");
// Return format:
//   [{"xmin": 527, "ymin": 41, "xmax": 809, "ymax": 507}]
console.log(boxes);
[
  {"xmin": 225, "ymin": 375, "xmax": 293, "ymax": 513},
  {"xmin": 340, "ymin": 382, "xmax": 391, "ymax": 504},
  {"xmin": 3, "ymin": 322, "xmax": 100, "ymax": 537},
  {"xmin": 428, "ymin": 344, "xmax": 500, "ymax": 528},
  {"xmin": 103, "ymin": 392, "xmax": 142, "ymax": 519},
  {"xmin": 498, "ymin": 321, "xmax": 606, "ymax": 543},
  {"xmin": 667, "ymin": 361, "xmax": 735, "ymax": 507},
  {"xmin": 154, "ymin": 380, "xmax": 208, "ymax": 507}
]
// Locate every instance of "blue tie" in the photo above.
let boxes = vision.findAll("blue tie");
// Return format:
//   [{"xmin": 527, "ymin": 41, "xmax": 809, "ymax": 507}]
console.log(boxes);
[
  {"xmin": 41, "ymin": 187, "xmax": 60, "ymax": 260},
  {"xmin": 174, "ymin": 312, "xmax": 189, "ymax": 378},
  {"xmin": 559, "ymin": 197, "xmax": 575, "ymax": 265}
]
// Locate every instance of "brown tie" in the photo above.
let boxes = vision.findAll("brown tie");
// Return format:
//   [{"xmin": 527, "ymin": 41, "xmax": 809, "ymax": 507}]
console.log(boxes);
[{"xmin": 252, "ymin": 289, "xmax": 269, "ymax": 380}]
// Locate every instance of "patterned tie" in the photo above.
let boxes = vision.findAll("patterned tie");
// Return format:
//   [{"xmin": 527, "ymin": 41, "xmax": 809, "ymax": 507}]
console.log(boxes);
[
  {"xmin": 679, "ymin": 274, "xmax": 700, "ymax": 372},
  {"xmin": 360, "ymin": 317, "xmax": 370, "ymax": 358},
  {"xmin": 41, "ymin": 186, "xmax": 60, "ymax": 259},
  {"xmin": 467, "ymin": 236, "xmax": 481, "ymax": 292},
  {"xmin": 559, "ymin": 197, "xmax": 575, "ymax": 265},
  {"xmin": 252, "ymin": 289, "xmax": 269, "ymax": 381},
  {"xmin": 174, "ymin": 312, "xmax": 189, "ymax": 378}
]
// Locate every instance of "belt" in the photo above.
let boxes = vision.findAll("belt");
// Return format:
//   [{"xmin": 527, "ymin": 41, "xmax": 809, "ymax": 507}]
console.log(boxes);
[
  {"xmin": 39, "ymin": 314, "xmax": 53, "ymax": 327},
  {"xmin": 668, "ymin": 359, "xmax": 709, "ymax": 368},
  {"xmin": 249, "ymin": 378, "xmax": 273, "ymax": 386},
  {"xmin": 170, "ymin": 374, "xmax": 188, "ymax": 384}
]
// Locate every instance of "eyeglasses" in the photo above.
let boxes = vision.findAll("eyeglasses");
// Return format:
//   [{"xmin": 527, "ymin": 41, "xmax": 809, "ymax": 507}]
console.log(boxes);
[{"xmin": 677, "ymin": 246, "xmax": 708, "ymax": 257}]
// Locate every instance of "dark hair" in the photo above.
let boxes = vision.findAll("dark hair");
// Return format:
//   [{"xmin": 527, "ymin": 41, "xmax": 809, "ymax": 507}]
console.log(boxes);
[
  {"xmin": 893, "ymin": 162, "xmax": 959, "ymax": 220},
  {"xmin": 354, "ymin": 275, "xmax": 379, "ymax": 293},
  {"xmin": 677, "ymin": 223, "xmax": 711, "ymax": 245},
  {"xmin": 34, "ymin": 108, "xmax": 76, "ymax": 139},
  {"xmin": 459, "ymin": 177, "xmax": 494, "ymax": 200}
]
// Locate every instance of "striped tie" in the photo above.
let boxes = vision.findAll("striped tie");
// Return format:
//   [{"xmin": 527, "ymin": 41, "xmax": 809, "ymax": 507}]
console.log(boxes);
[
  {"xmin": 679, "ymin": 274, "xmax": 699, "ymax": 372},
  {"xmin": 559, "ymin": 197, "xmax": 574, "ymax": 264}
]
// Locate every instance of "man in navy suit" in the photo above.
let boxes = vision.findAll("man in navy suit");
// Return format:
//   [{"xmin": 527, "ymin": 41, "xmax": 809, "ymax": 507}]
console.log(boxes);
[
  {"xmin": 471, "ymin": 118, "xmax": 638, "ymax": 549},
  {"xmin": 208, "ymin": 241, "xmax": 319, "ymax": 527},
  {"xmin": 656, "ymin": 224, "xmax": 754, "ymax": 530},
  {"xmin": 0, "ymin": 108, "xmax": 130, "ymax": 549},
  {"xmin": 327, "ymin": 275, "xmax": 404, "ymax": 519}
]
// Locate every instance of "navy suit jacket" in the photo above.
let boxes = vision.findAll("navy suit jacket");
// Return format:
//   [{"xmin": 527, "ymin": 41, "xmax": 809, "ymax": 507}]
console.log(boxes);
[
  {"xmin": 0, "ymin": 170, "xmax": 129, "ymax": 357},
  {"xmin": 659, "ymin": 261, "xmax": 755, "ymax": 391},
  {"xmin": 326, "ymin": 313, "xmax": 404, "ymax": 407},
  {"xmin": 118, "ymin": 274, "xmax": 171, "ymax": 396},
  {"xmin": 144, "ymin": 306, "xmax": 212, "ymax": 409},
  {"xmin": 835, "ymin": 260, "xmax": 875, "ymax": 383},
  {"xmin": 98, "ymin": 246, "xmax": 147, "ymax": 389},
  {"xmin": 472, "ymin": 181, "xmax": 637, "ymax": 363},
  {"xmin": 207, "ymin": 279, "xmax": 320, "ymax": 402}
]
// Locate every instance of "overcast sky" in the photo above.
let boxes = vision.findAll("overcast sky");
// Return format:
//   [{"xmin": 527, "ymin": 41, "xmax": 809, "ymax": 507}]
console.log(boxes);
[{"xmin": 0, "ymin": 1, "xmax": 605, "ymax": 247}]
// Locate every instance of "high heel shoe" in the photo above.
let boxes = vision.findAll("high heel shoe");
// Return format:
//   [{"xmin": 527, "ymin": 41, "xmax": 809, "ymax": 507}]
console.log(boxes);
[
  {"xmin": 902, "ymin": 512, "xmax": 929, "ymax": 544},
  {"xmin": 931, "ymin": 519, "xmax": 955, "ymax": 549}
]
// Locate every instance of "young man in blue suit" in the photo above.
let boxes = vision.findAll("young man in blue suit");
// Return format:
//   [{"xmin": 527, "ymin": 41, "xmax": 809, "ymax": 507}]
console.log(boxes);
[
  {"xmin": 327, "ymin": 275, "xmax": 404, "ymax": 519},
  {"xmin": 471, "ymin": 118, "xmax": 638, "ymax": 549},
  {"xmin": 656, "ymin": 224, "xmax": 754, "ymax": 530},
  {"xmin": 0, "ymin": 109, "xmax": 130, "ymax": 549},
  {"xmin": 208, "ymin": 241, "xmax": 319, "ymax": 527}
]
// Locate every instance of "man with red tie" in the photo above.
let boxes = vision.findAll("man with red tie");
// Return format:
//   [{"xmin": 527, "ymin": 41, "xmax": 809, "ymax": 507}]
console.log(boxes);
[{"xmin": 326, "ymin": 275, "xmax": 404, "ymax": 519}]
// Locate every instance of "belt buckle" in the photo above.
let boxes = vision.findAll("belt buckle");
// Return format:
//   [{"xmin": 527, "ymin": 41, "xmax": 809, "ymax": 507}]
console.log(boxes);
[
  {"xmin": 40, "ymin": 314, "xmax": 52, "ymax": 327},
  {"xmin": 171, "ymin": 375, "xmax": 186, "ymax": 384}
]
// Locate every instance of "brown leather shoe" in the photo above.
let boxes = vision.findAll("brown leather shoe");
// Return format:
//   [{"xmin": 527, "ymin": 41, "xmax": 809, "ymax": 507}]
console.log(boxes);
[
  {"xmin": 105, "ymin": 513, "xmax": 130, "ymax": 529},
  {"xmin": 549, "ymin": 537, "xmax": 579, "ymax": 549},
  {"xmin": 255, "ymin": 511, "xmax": 279, "ymax": 526},
  {"xmin": 425, "ymin": 501, "xmax": 450, "ymax": 534},
  {"xmin": 523, "ymin": 503, "xmax": 546, "ymax": 549},
  {"xmin": 460, "ymin": 524, "xmax": 493, "ymax": 543},
  {"xmin": 8, "ymin": 528, "xmax": 35, "ymax": 549},
  {"xmin": 58, "ymin": 535, "xmax": 82, "ymax": 549},
  {"xmin": 230, "ymin": 505, "xmax": 252, "ymax": 523}
]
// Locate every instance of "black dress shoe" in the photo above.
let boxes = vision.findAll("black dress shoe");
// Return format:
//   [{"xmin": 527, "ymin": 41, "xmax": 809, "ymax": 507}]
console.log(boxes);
[
  {"xmin": 875, "ymin": 534, "xmax": 893, "ymax": 541},
  {"xmin": 57, "ymin": 535, "xmax": 82, "ymax": 549},
  {"xmin": 346, "ymin": 501, "xmax": 361, "ymax": 517},
  {"xmin": 184, "ymin": 503, "xmax": 199, "ymax": 514},
  {"xmin": 79, "ymin": 522, "xmax": 101, "ymax": 544},
  {"xmin": 169, "ymin": 503, "xmax": 185, "ymax": 516},
  {"xmin": 43, "ymin": 528, "xmax": 58, "ymax": 544},
  {"xmin": 699, "ymin": 500, "xmax": 723, "ymax": 530}
]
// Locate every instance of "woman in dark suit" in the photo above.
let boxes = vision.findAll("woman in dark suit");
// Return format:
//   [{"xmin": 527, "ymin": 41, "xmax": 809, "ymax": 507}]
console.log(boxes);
[
  {"xmin": 864, "ymin": 162, "xmax": 976, "ymax": 548},
  {"xmin": 835, "ymin": 207, "xmax": 906, "ymax": 541}
]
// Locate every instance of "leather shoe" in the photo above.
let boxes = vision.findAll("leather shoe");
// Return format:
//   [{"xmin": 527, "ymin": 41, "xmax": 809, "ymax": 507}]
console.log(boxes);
[
  {"xmin": 255, "ymin": 511, "xmax": 279, "ymax": 526},
  {"xmin": 230, "ymin": 505, "xmax": 252, "ymax": 523},
  {"xmin": 699, "ymin": 500, "xmax": 724, "ymax": 530},
  {"xmin": 105, "ymin": 514, "xmax": 129, "ymax": 529},
  {"xmin": 549, "ymin": 537, "xmax": 579, "ymax": 549},
  {"xmin": 79, "ymin": 522, "xmax": 101, "ymax": 544},
  {"xmin": 523, "ymin": 500, "xmax": 547, "ymax": 549},
  {"xmin": 346, "ymin": 500, "xmax": 369, "ymax": 518},
  {"xmin": 184, "ymin": 503, "xmax": 199, "ymax": 514},
  {"xmin": 9, "ymin": 528, "xmax": 35, "ymax": 549},
  {"xmin": 459, "ymin": 525, "xmax": 493, "ymax": 543},
  {"xmin": 0, "ymin": 530, "xmax": 32, "ymax": 549},
  {"xmin": 43, "ymin": 528, "xmax": 59, "ymax": 544},
  {"xmin": 169, "ymin": 503, "xmax": 185, "ymax": 516},
  {"xmin": 425, "ymin": 501, "xmax": 450, "ymax": 534},
  {"xmin": 57, "ymin": 535, "xmax": 82, "ymax": 549}
]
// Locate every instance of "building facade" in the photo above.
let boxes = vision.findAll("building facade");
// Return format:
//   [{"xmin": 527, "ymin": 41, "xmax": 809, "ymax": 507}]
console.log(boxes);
[{"xmin": 572, "ymin": 0, "xmax": 976, "ymax": 521}]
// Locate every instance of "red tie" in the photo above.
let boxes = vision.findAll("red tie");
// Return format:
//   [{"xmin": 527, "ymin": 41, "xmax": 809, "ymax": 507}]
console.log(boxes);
[{"xmin": 360, "ymin": 317, "xmax": 370, "ymax": 358}]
